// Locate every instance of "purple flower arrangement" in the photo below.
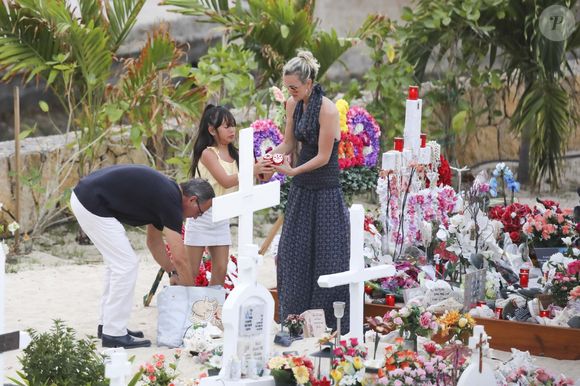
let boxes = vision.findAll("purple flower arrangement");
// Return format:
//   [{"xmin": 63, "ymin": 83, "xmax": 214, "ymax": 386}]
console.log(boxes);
[
  {"xmin": 346, "ymin": 106, "xmax": 381, "ymax": 167},
  {"xmin": 251, "ymin": 119, "xmax": 285, "ymax": 184}
]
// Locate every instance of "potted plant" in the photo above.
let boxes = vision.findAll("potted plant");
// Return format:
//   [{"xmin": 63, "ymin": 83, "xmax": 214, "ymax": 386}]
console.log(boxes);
[
  {"xmin": 283, "ymin": 314, "xmax": 305, "ymax": 338},
  {"xmin": 267, "ymin": 354, "xmax": 315, "ymax": 386}
]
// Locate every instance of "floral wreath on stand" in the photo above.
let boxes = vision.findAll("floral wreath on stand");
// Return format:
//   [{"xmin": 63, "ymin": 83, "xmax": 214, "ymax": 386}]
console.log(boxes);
[
  {"xmin": 346, "ymin": 106, "xmax": 381, "ymax": 167},
  {"xmin": 251, "ymin": 119, "xmax": 286, "ymax": 184}
]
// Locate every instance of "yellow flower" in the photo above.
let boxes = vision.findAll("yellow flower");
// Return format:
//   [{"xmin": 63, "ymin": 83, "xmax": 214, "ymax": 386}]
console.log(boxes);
[
  {"xmin": 353, "ymin": 356, "xmax": 364, "ymax": 370},
  {"xmin": 466, "ymin": 314, "xmax": 476, "ymax": 327},
  {"xmin": 458, "ymin": 317, "xmax": 467, "ymax": 328},
  {"xmin": 292, "ymin": 365, "xmax": 310, "ymax": 385},
  {"xmin": 330, "ymin": 369, "xmax": 343, "ymax": 382},
  {"xmin": 336, "ymin": 99, "xmax": 349, "ymax": 133},
  {"xmin": 267, "ymin": 356, "xmax": 287, "ymax": 370}
]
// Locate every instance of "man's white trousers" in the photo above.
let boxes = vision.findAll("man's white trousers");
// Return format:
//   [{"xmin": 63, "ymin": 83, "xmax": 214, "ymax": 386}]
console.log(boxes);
[{"xmin": 70, "ymin": 192, "xmax": 139, "ymax": 337}]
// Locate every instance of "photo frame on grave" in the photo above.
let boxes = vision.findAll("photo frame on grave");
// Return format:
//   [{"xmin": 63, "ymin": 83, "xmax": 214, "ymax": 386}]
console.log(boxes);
[
  {"xmin": 403, "ymin": 287, "xmax": 424, "ymax": 304},
  {"xmin": 300, "ymin": 309, "xmax": 327, "ymax": 338},
  {"xmin": 463, "ymin": 269, "xmax": 486, "ymax": 310}
]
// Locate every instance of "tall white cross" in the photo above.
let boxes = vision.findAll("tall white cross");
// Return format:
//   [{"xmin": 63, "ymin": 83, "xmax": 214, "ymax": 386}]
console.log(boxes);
[
  {"xmin": 212, "ymin": 127, "xmax": 280, "ymax": 284},
  {"xmin": 200, "ymin": 127, "xmax": 279, "ymax": 386},
  {"xmin": 318, "ymin": 204, "xmax": 396, "ymax": 342}
]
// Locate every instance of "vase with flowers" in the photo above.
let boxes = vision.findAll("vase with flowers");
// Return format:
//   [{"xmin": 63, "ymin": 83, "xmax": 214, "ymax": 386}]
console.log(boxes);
[
  {"xmin": 382, "ymin": 305, "xmax": 438, "ymax": 351},
  {"xmin": 330, "ymin": 337, "xmax": 368, "ymax": 386},
  {"xmin": 436, "ymin": 310, "xmax": 476, "ymax": 344},
  {"xmin": 267, "ymin": 354, "xmax": 315, "ymax": 386},
  {"xmin": 283, "ymin": 314, "xmax": 305, "ymax": 338}
]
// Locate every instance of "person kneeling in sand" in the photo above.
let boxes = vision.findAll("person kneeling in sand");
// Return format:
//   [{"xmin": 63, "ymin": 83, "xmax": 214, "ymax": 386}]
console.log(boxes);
[{"xmin": 70, "ymin": 164, "xmax": 215, "ymax": 349}]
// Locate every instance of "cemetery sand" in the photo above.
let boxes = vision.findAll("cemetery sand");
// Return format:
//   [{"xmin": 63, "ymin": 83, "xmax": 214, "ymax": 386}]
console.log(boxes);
[{"xmin": 4, "ymin": 191, "xmax": 580, "ymax": 383}]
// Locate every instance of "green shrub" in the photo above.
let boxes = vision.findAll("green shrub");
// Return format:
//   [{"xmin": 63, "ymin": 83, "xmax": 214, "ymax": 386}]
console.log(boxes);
[{"xmin": 9, "ymin": 320, "xmax": 107, "ymax": 386}]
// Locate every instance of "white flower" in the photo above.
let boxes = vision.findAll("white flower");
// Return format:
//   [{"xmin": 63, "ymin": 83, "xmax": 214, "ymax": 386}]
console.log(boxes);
[
  {"xmin": 436, "ymin": 228, "xmax": 448, "ymax": 241},
  {"xmin": 573, "ymin": 248, "xmax": 580, "ymax": 257},
  {"xmin": 399, "ymin": 307, "xmax": 410, "ymax": 317},
  {"xmin": 510, "ymin": 212, "xmax": 516, "ymax": 218},
  {"xmin": 354, "ymin": 123, "xmax": 364, "ymax": 134},
  {"xmin": 561, "ymin": 237, "xmax": 572, "ymax": 246},
  {"xmin": 7, "ymin": 221, "xmax": 19, "ymax": 235}
]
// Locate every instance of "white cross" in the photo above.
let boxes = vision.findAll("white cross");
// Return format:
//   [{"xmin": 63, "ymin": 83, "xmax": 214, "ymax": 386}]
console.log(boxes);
[
  {"xmin": 450, "ymin": 165, "xmax": 470, "ymax": 193},
  {"xmin": 317, "ymin": 204, "xmax": 396, "ymax": 342},
  {"xmin": 104, "ymin": 349, "xmax": 132, "ymax": 386},
  {"xmin": 212, "ymin": 127, "xmax": 280, "ymax": 284}
]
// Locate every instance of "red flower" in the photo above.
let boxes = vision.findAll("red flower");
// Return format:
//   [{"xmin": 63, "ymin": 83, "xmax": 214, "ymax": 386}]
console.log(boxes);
[{"xmin": 425, "ymin": 155, "xmax": 452, "ymax": 187}]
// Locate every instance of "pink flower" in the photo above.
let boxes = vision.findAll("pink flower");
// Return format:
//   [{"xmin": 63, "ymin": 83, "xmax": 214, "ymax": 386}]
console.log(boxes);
[
  {"xmin": 567, "ymin": 260, "xmax": 580, "ymax": 276},
  {"xmin": 569, "ymin": 286, "xmax": 580, "ymax": 301},
  {"xmin": 394, "ymin": 317, "xmax": 403, "ymax": 325},
  {"xmin": 349, "ymin": 337, "xmax": 359, "ymax": 347},
  {"xmin": 535, "ymin": 368, "xmax": 553, "ymax": 382},
  {"xmin": 419, "ymin": 313, "xmax": 432, "ymax": 328},
  {"xmin": 270, "ymin": 86, "xmax": 285, "ymax": 103}
]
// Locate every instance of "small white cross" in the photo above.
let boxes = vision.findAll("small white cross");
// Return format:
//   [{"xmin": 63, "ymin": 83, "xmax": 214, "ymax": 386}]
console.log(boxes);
[
  {"xmin": 105, "ymin": 349, "xmax": 132, "ymax": 386},
  {"xmin": 318, "ymin": 204, "xmax": 396, "ymax": 341}
]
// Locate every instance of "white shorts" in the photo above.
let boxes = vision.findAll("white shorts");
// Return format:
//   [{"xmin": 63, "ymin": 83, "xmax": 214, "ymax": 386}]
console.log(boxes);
[{"xmin": 184, "ymin": 206, "xmax": 231, "ymax": 246}]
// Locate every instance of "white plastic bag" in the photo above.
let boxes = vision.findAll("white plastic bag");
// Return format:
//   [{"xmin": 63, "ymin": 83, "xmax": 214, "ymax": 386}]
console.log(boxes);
[{"xmin": 157, "ymin": 285, "xmax": 225, "ymax": 347}]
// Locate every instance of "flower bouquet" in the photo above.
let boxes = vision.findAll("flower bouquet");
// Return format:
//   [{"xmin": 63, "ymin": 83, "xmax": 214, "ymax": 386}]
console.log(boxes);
[
  {"xmin": 499, "ymin": 366, "xmax": 574, "ymax": 385},
  {"xmin": 251, "ymin": 118, "xmax": 286, "ymax": 184},
  {"xmin": 330, "ymin": 337, "xmax": 368, "ymax": 386},
  {"xmin": 436, "ymin": 310, "xmax": 476, "ymax": 344},
  {"xmin": 283, "ymin": 314, "xmax": 305, "ymax": 337},
  {"xmin": 550, "ymin": 260, "xmax": 580, "ymax": 307},
  {"xmin": 488, "ymin": 162, "xmax": 520, "ymax": 205},
  {"xmin": 488, "ymin": 202, "xmax": 532, "ymax": 244},
  {"xmin": 382, "ymin": 306, "xmax": 438, "ymax": 351},
  {"xmin": 522, "ymin": 199, "xmax": 576, "ymax": 249},
  {"xmin": 134, "ymin": 352, "xmax": 181, "ymax": 386},
  {"xmin": 267, "ymin": 354, "xmax": 315, "ymax": 386}
]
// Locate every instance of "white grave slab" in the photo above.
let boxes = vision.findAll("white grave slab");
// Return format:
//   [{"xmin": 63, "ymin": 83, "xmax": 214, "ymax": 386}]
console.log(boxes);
[
  {"xmin": 318, "ymin": 204, "xmax": 396, "ymax": 342},
  {"xmin": 200, "ymin": 127, "xmax": 278, "ymax": 386}
]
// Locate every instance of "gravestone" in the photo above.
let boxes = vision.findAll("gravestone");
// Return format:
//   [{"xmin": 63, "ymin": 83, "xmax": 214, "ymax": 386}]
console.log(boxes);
[
  {"xmin": 318, "ymin": 204, "xmax": 396, "ymax": 342},
  {"xmin": 200, "ymin": 127, "xmax": 279, "ymax": 386},
  {"xmin": 402, "ymin": 287, "xmax": 423, "ymax": 304},
  {"xmin": 300, "ymin": 309, "xmax": 327, "ymax": 338},
  {"xmin": 463, "ymin": 269, "xmax": 487, "ymax": 309},
  {"xmin": 457, "ymin": 325, "xmax": 496, "ymax": 386},
  {"xmin": 425, "ymin": 280, "xmax": 454, "ymax": 305}
]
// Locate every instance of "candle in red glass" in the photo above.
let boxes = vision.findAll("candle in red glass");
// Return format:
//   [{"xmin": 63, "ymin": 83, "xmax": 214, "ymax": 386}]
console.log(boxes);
[
  {"xmin": 408, "ymin": 86, "xmax": 419, "ymax": 100},
  {"xmin": 420, "ymin": 133, "xmax": 427, "ymax": 148},
  {"xmin": 539, "ymin": 310, "xmax": 550, "ymax": 318},
  {"xmin": 386, "ymin": 294, "xmax": 395, "ymax": 306},
  {"xmin": 394, "ymin": 137, "xmax": 404, "ymax": 152},
  {"xmin": 495, "ymin": 307, "xmax": 503, "ymax": 319},
  {"xmin": 519, "ymin": 268, "xmax": 529, "ymax": 288}
]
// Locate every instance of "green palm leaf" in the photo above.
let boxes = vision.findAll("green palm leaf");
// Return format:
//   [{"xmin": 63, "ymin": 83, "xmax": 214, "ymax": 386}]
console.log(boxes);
[{"xmin": 105, "ymin": 0, "xmax": 146, "ymax": 52}]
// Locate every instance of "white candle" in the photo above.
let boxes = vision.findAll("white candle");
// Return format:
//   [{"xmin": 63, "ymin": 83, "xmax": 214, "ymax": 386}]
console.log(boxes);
[{"xmin": 403, "ymin": 98, "xmax": 422, "ymax": 157}]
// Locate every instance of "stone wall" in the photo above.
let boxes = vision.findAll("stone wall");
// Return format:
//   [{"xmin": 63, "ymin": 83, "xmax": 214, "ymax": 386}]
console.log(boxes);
[{"xmin": 0, "ymin": 132, "xmax": 148, "ymax": 233}]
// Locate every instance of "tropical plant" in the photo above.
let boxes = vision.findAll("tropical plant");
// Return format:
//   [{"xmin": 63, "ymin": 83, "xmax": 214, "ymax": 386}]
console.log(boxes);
[
  {"xmin": 491, "ymin": 0, "xmax": 580, "ymax": 189},
  {"xmin": 161, "ymin": 0, "xmax": 353, "ymax": 85},
  {"xmin": 108, "ymin": 25, "xmax": 206, "ymax": 170},
  {"xmin": 9, "ymin": 320, "xmax": 107, "ymax": 386}
]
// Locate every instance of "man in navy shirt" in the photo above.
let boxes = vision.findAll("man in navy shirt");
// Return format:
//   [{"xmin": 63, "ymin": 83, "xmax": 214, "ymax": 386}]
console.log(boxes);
[{"xmin": 70, "ymin": 164, "xmax": 215, "ymax": 348}]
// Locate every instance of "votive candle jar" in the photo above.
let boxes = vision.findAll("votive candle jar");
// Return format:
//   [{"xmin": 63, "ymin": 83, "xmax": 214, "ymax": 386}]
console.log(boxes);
[
  {"xmin": 495, "ymin": 307, "xmax": 503, "ymax": 319},
  {"xmin": 539, "ymin": 310, "xmax": 550, "ymax": 318},
  {"xmin": 519, "ymin": 268, "xmax": 529, "ymax": 288},
  {"xmin": 420, "ymin": 133, "xmax": 427, "ymax": 148},
  {"xmin": 386, "ymin": 294, "xmax": 396, "ymax": 307},
  {"xmin": 394, "ymin": 137, "xmax": 404, "ymax": 152},
  {"xmin": 408, "ymin": 86, "xmax": 419, "ymax": 100}
]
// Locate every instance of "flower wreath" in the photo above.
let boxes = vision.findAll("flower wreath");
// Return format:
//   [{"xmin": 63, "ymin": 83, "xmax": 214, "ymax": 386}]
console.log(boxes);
[
  {"xmin": 251, "ymin": 119, "xmax": 285, "ymax": 184},
  {"xmin": 346, "ymin": 106, "xmax": 381, "ymax": 167},
  {"xmin": 338, "ymin": 131, "xmax": 365, "ymax": 169}
]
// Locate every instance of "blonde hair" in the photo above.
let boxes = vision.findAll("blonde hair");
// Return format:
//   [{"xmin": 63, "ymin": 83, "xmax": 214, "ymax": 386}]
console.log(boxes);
[{"xmin": 283, "ymin": 50, "xmax": 320, "ymax": 83}]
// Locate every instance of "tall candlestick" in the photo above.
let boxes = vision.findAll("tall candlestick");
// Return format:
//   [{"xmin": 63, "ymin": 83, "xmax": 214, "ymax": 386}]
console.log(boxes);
[{"xmin": 403, "ymin": 88, "xmax": 422, "ymax": 157}]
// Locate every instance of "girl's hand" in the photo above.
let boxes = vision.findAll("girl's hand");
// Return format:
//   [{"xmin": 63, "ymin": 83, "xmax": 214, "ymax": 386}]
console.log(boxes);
[
  {"xmin": 254, "ymin": 158, "xmax": 274, "ymax": 177},
  {"xmin": 273, "ymin": 156, "xmax": 295, "ymax": 176}
]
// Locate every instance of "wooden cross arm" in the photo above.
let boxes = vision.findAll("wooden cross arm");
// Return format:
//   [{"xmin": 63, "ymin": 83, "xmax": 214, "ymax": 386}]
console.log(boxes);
[{"xmin": 317, "ymin": 265, "xmax": 396, "ymax": 288}]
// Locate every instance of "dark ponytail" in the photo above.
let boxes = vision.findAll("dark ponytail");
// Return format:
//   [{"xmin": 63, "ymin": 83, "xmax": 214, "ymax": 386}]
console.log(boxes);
[{"xmin": 190, "ymin": 105, "xmax": 239, "ymax": 177}]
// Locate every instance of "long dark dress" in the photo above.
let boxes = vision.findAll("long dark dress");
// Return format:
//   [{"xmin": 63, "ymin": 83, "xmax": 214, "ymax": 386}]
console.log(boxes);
[{"xmin": 277, "ymin": 89, "xmax": 350, "ymax": 333}]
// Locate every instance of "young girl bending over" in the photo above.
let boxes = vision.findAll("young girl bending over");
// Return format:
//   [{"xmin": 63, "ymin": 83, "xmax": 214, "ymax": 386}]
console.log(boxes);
[{"xmin": 185, "ymin": 105, "xmax": 272, "ymax": 286}]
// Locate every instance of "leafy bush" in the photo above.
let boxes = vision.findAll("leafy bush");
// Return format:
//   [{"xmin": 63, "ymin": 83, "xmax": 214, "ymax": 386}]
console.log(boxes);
[{"xmin": 10, "ymin": 320, "xmax": 107, "ymax": 386}]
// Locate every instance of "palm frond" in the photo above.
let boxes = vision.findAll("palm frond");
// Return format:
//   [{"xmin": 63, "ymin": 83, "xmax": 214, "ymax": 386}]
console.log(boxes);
[
  {"xmin": 308, "ymin": 29, "xmax": 352, "ymax": 79},
  {"xmin": 68, "ymin": 24, "xmax": 112, "ymax": 90},
  {"xmin": 105, "ymin": 0, "xmax": 146, "ymax": 52},
  {"xmin": 159, "ymin": 0, "xmax": 230, "ymax": 17},
  {"xmin": 78, "ymin": 0, "xmax": 104, "ymax": 28}
]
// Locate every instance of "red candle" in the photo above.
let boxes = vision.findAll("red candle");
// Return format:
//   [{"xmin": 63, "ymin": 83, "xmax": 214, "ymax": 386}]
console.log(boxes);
[
  {"xmin": 539, "ymin": 310, "xmax": 550, "ymax": 318},
  {"xmin": 477, "ymin": 300, "xmax": 487, "ymax": 307},
  {"xmin": 385, "ymin": 294, "xmax": 395, "ymax": 306},
  {"xmin": 420, "ymin": 133, "xmax": 427, "ymax": 148},
  {"xmin": 519, "ymin": 269, "xmax": 529, "ymax": 288},
  {"xmin": 408, "ymin": 86, "xmax": 419, "ymax": 100},
  {"xmin": 495, "ymin": 307, "xmax": 503, "ymax": 319},
  {"xmin": 435, "ymin": 263, "xmax": 445, "ymax": 278},
  {"xmin": 394, "ymin": 137, "xmax": 404, "ymax": 152}
]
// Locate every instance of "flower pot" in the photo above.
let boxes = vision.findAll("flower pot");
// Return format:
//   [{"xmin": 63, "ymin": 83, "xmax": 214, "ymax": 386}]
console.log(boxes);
[
  {"xmin": 274, "ymin": 379, "xmax": 297, "ymax": 386},
  {"xmin": 532, "ymin": 246, "xmax": 566, "ymax": 264}
]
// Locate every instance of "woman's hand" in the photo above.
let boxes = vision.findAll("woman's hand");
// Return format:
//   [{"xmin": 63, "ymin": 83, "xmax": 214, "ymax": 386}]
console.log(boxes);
[{"xmin": 272, "ymin": 156, "xmax": 295, "ymax": 176}]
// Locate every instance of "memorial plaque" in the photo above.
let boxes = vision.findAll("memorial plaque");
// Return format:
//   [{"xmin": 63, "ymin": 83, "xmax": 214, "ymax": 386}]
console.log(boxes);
[
  {"xmin": 463, "ymin": 269, "xmax": 486, "ymax": 309},
  {"xmin": 300, "ymin": 309, "xmax": 327, "ymax": 338},
  {"xmin": 403, "ymin": 287, "xmax": 424, "ymax": 304},
  {"xmin": 239, "ymin": 302, "xmax": 265, "ymax": 337}
]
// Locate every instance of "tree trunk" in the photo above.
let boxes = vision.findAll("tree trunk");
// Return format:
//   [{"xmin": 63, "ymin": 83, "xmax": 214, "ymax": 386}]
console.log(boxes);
[{"xmin": 517, "ymin": 112, "xmax": 532, "ymax": 187}]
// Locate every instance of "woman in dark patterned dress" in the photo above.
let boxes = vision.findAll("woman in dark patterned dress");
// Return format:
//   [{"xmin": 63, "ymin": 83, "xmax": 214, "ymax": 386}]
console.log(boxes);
[{"xmin": 270, "ymin": 50, "xmax": 350, "ymax": 332}]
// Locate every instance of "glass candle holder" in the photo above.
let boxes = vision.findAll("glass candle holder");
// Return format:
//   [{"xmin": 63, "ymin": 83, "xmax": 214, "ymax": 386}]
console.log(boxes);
[
  {"xmin": 408, "ymin": 86, "xmax": 419, "ymax": 100},
  {"xmin": 519, "ymin": 269, "xmax": 529, "ymax": 288},
  {"xmin": 495, "ymin": 307, "xmax": 503, "ymax": 319},
  {"xmin": 420, "ymin": 133, "xmax": 427, "ymax": 148},
  {"xmin": 394, "ymin": 137, "xmax": 404, "ymax": 152},
  {"xmin": 539, "ymin": 310, "xmax": 550, "ymax": 318},
  {"xmin": 385, "ymin": 294, "xmax": 395, "ymax": 307}
]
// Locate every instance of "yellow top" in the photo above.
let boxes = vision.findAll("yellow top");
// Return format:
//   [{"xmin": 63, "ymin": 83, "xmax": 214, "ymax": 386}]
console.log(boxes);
[{"xmin": 196, "ymin": 146, "xmax": 239, "ymax": 197}]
